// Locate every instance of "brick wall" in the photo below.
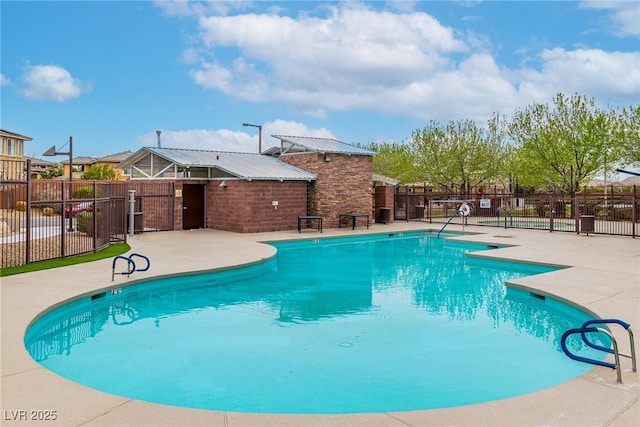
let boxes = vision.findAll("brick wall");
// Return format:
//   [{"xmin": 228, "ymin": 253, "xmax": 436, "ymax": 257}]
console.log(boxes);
[
  {"xmin": 206, "ymin": 180, "xmax": 308, "ymax": 232},
  {"xmin": 374, "ymin": 185, "xmax": 395, "ymax": 223},
  {"xmin": 132, "ymin": 151, "xmax": 373, "ymax": 233},
  {"xmin": 173, "ymin": 181, "xmax": 184, "ymax": 230},
  {"xmin": 280, "ymin": 152, "xmax": 373, "ymax": 228}
]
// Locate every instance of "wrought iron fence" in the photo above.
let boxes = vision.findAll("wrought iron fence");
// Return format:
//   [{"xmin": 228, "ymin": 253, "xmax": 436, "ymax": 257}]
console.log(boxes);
[
  {"xmin": 392, "ymin": 185, "xmax": 638, "ymax": 238},
  {"xmin": 1, "ymin": 160, "xmax": 175, "ymax": 268}
]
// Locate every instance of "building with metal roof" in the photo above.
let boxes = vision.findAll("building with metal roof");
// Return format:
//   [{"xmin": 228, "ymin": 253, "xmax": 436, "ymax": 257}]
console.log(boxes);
[
  {"xmin": 113, "ymin": 137, "xmax": 387, "ymax": 233},
  {"xmin": 268, "ymin": 135, "xmax": 376, "ymax": 157},
  {"xmin": 118, "ymin": 147, "xmax": 317, "ymax": 181}
]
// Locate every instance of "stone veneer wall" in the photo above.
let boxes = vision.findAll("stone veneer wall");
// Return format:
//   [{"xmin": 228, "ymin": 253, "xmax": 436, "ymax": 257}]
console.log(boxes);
[
  {"xmin": 280, "ymin": 152, "xmax": 373, "ymax": 228},
  {"xmin": 206, "ymin": 179, "xmax": 308, "ymax": 232}
]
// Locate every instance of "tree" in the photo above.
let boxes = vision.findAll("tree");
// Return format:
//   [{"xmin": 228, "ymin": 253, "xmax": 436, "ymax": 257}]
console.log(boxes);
[
  {"xmin": 364, "ymin": 141, "xmax": 421, "ymax": 184},
  {"xmin": 508, "ymin": 93, "xmax": 623, "ymax": 194},
  {"xmin": 411, "ymin": 119, "xmax": 507, "ymax": 195},
  {"xmin": 39, "ymin": 164, "xmax": 64, "ymax": 179},
  {"xmin": 617, "ymin": 105, "xmax": 640, "ymax": 166},
  {"xmin": 81, "ymin": 164, "xmax": 119, "ymax": 180}
]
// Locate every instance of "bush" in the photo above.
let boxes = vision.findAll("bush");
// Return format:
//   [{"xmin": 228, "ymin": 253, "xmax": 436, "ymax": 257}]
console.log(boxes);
[
  {"xmin": 15, "ymin": 201, "xmax": 26, "ymax": 211},
  {"xmin": 595, "ymin": 206, "xmax": 611, "ymax": 220},
  {"xmin": 74, "ymin": 186, "xmax": 96, "ymax": 199},
  {"xmin": 76, "ymin": 212, "xmax": 100, "ymax": 236},
  {"xmin": 42, "ymin": 207, "xmax": 54, "ymax": 216},
  {"xmin": 73, "ymin": 185, "xmax": 103, "ymax": 200},
  {"xmin": 81, "ymin": 164, "xmax": 119, "ymax": 180}
]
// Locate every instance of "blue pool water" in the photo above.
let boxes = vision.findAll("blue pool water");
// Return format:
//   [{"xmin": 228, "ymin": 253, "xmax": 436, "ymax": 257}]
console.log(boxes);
[{"xmin": 25, "ymin": 232, "xmax": 605, "ymax": 414}]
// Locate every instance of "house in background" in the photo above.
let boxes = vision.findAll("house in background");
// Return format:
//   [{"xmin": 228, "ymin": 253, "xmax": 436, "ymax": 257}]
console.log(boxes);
[
  {"xmin": 0, "ymin": 129, "xmax": 32, "ymax": 180},
  {"xmin": 61, "ymin": 150, "xmax": 133, "ymax": 179},
  {"xmin": 117, "ymin": 136, "xmax": 381, "ymax": 233},
  {"xmin": 25, "ymin": 156, "xmax": 57, "ymax": 179}
]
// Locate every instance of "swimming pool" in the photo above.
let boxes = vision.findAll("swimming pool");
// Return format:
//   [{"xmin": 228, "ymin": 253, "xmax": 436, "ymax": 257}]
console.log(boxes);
[{"xmin": 25, "ymin": 232, "xmax": 605, "ymax": 414}]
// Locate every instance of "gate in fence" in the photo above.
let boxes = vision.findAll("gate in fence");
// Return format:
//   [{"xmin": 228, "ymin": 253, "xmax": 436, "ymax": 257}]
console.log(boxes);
[{"xmin": 1, "ymin": 160, "xmax": 175, "ymax": 268}]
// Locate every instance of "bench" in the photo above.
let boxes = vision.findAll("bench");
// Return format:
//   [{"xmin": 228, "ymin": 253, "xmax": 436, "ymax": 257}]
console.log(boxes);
[
  {"xmin": 298, "ymin": 216, "xmax": 323, "ymax": 233},
  {"xmin": 339, "ymin": 213, "xmax": 370, "ymax": 230}
]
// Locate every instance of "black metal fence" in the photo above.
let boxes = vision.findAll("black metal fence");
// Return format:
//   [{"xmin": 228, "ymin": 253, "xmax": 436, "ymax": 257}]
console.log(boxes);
[
  {"xmin": 392, "ymin": 185, "xmax": 639, "ymax": 238},
  {"xmin": 1, "ymin": 160, "xmax": 175, "ymax": 268}
]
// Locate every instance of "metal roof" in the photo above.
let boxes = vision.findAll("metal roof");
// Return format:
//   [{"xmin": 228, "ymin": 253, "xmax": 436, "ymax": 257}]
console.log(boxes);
[
  {"xmin": 372, "ymin": 173, "xmax": 400, "ymax": 186},
  {"xmin": 119, "ymin": 147, "xmax": 317, "ymax": 181},
  {"xmin": 272, "ymin": 135, "xmax": 376, "ymax": 156}
]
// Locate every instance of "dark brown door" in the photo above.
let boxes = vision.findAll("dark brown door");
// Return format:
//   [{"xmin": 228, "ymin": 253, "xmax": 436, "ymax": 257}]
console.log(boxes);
[{"xmin": 182, "ymin": 184, "xmax": 205, "ymax": 230}]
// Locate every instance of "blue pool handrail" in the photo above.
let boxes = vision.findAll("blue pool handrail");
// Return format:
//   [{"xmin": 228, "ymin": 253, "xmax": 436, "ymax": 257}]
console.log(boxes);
[
  {"xmin": 560, "ymin": 318, "xmax": 636, "ymax": 383},
  {"xmin": 437, "ymin": 202, "xmax": 470, "ymax": 238},
  {"xmin": 580, "ymin": 319, "xmax": 636, "ymax": 372},
  {"xmin": 112, "ymin": 253, "xmax": 150, "ymax": 281}
]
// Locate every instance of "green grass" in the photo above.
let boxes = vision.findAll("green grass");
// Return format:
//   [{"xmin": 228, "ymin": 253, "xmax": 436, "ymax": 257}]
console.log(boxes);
[{"xmin": 1, "ymin": 243, "xmax": 130, "ymax": 277}]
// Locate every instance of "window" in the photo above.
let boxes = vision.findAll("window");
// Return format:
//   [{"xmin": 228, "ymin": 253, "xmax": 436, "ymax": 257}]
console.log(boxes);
[{"xmin": 7, "ymin": 139, "xmax": 15, "ymax": 155}]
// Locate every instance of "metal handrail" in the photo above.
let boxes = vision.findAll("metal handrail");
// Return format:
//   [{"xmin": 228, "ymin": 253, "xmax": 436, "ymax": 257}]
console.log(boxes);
[
  {"xmin": 437, "ymin": 202, "xmax": 470, "ymax": 238},
  {"xmin": 561, "ymin": 326, "xmax": 622, "ymax": 382},
  {"xmin": 112, "ymin": 253, "xmax": 150, "ymax": 281},
  {"xmin": 580, "ymin": 319, "xmax": 636, "ymax": 373},
  {"xmin": 561, "ymin": 318, "xmax": 637, "ymax": 383},
  {"xmin": 128, "ymin": 253, "xmax": 150, "ymax": 273},
  {"xmin": 437, "ymin": 211, "xmax": 459, "ymax": 238}
]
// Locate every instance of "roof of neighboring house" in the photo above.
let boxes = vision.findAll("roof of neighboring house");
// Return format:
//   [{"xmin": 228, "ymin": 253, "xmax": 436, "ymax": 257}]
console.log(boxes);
[
  {"xmin": 63, "ymin": 156, "xmax": 96, "ymax": 165},
  {"xmin": 61, "ymin": 151, "xmax": 135, "ymax": 165},
  {"xmin": 0, "ymin": 129, "xmax": 33, "ymax": 141},
  {"xmin": 25, "ymin": 156, "xmax": 57, "ymax": 167},
  {"xmin": 270, "ymin": 135, "xmax": 376, "ymax": 156},
  {"xmin": 118, "ymin": 147, "xmax": 318, "ymax": 181},
  {"xmin": 98, "ymin": 150, "xmax": 134, "ymax": 163}
]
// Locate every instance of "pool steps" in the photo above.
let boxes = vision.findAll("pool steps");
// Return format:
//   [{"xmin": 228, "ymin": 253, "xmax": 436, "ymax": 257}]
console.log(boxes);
[
  {"xmin": 561, "ymin": 319, "xmax": 636, "ymax": 383},
  {"xmin": 111, "ymin": 253, "xmax": 150, "ymax": 281}
]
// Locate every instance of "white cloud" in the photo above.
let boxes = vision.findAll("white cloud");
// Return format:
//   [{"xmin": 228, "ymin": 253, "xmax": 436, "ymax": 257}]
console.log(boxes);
[
  {"xmin": 580, "ymin": 1, "xmax": 640, "ymax": 37},
  {"xmin": 136, "ymin": 120, "xmax": 335, "ymax": 153},
  {"xmin": 164, "ymin": 2, "xmax": 639, "ymax": 123},
  {"xmin": 0, "ymin": 73, "xmax": 9, "ymax": 86},
  {"xmin": 186, "ymin": 3, "xmax": 473, "ymax": 116},
  {"xmin": 515, "ymin": 48, "xmax": 640, "ymax": 105},
  {"xmin": 18, "ymin": 65, "xmax": 91, "ymax": 102}
]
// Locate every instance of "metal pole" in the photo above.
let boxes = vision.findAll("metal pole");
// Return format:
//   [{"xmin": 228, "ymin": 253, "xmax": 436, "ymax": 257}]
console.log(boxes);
[
  {"xmin": 242, "ymin": 123, "xmax": 262, "ymax": 154},
  {"xmin": 67, "ymin": 136, "xmax": 74, "ymax": 232},
  {"xmin": 128, "ymin": 189, "xmax": 136, "ymax": 237},
  {"xmin": 25, "ymin": 159, "xmax": 32, "ymax": 264}
]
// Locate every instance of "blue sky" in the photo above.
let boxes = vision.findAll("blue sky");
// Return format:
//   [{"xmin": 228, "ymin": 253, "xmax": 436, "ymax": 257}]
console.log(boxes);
[{"xmin": 1, "ymin": 0, "xmax": 639, "ymax": 165}]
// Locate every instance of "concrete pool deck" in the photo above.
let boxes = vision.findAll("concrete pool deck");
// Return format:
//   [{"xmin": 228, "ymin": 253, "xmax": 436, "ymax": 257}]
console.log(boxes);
[{"xmin": 1, "ymin": 222, "xmax": 639, "ymax": 426}]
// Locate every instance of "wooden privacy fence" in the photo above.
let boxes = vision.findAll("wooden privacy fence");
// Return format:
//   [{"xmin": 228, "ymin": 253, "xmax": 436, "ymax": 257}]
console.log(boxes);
[
  {"xmin": 390, "ymin": 185, "xmax": 639, "ymax": 238},
  {"xmin": 1, "ymin": 163, "xmax": 174, "ymax": 268}
]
